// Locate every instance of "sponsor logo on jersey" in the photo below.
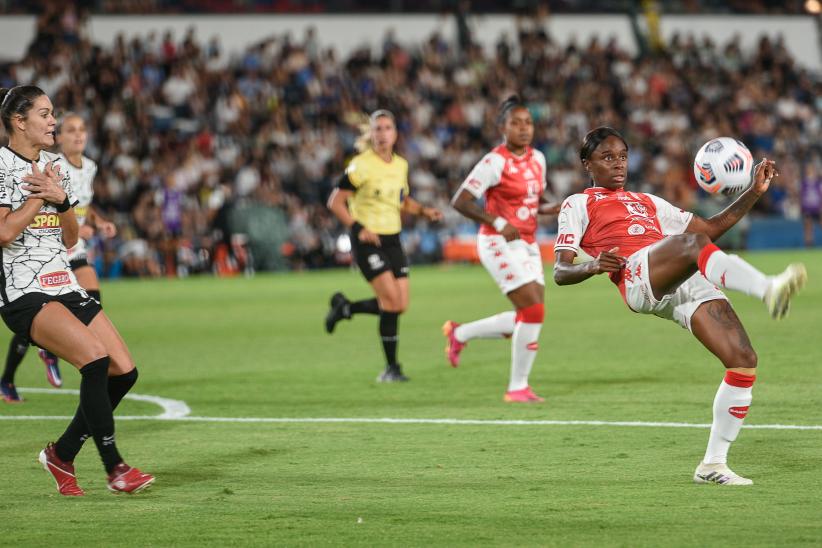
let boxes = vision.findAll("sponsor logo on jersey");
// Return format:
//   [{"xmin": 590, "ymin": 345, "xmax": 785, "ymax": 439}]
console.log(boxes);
[
  {"xmin": 30, "ymin": 213, "xmax": 61, "ymax": 229},
  {"xmin": 556, "ymin": 234, "xmax": 575, "ymax": 246},
  {"xmin": 623, "ymin": 202, "xmax": 650, "ymax": 218},
  {"xmin": 38, "ymin": 271, "xmax": 71, "ymax": 288},
  {"xmin": 628, "ymin": 223, "xmax": 646, "ymax": 235},
  {"xmin": 728, "ymin": 406, "xmax": 749, "ymax": 419},
  {"xmin": 516, "ymin": 206, "xmax": 530, "ymax": 221}
]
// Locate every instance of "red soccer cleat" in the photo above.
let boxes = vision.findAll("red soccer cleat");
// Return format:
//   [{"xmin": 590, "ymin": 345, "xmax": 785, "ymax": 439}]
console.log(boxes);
[
  {"xmin": 38, "ymin": 442, "xmax": 84, "ymax": 496},
  {"xmin": 107, "ymin": 463, "xmax": 155, "ymax": 494},
  {"xmin": 504, "ymin": 386, "xmax": 545, "ymax": 403},
  {"xmin": 442, "ymin": 320, "xmax": 466, "ymax": 368}
]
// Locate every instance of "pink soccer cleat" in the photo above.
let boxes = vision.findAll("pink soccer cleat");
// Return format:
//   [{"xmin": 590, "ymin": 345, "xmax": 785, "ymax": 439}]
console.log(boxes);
[
  {"xmin": 442, "ymin": 321, "xmax": 466, "ymax": 368},
  {"xmin": 38, "ymin": 442, "xmax": 84, "ymax": 496},
  {"xmin": 504, "ymin": 386, "xmax": 545, "ymax": 403},
  {"xmin": 38, "ymin": 349, "xmax": 62, "ymax": 388},
  {"xmin": 107, "ymin": 463, "xmax": 155, "ymax": 494}
]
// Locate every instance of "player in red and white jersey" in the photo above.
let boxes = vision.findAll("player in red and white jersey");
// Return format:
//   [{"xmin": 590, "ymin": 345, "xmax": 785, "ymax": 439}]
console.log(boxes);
[
  {"xmin": 0, "ymin": 86, "xmax": 152, "ymax": 495},
  {"xmin": 444, "ymin": 96, "xmax": 559, "ymax": 402},
  {"xmin": 554, "ymin": 127, "xmax": 807, "ymax": 485}
]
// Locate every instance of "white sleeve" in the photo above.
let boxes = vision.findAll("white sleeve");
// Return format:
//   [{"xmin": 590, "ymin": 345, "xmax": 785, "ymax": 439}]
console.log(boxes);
[
  {"xmin": 649, "ymin": 194, "xmax": 693, "ymax": 236},
  {"xmin": 457, "ymin": 152, "xmax": 504, "ymax": 199},
  {"xmin": 554, "ymin": 194, "xmax": 588, "ymax": 255},
  {"xmin": 534, "ymin": 150, "xmax": 548, "ymax": 193}
]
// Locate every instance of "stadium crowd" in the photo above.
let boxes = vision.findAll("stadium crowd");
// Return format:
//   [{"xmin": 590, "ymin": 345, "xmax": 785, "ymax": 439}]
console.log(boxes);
[{"xmin": 0, "ymin": 1, "xmax": 820, "ymax": 276}]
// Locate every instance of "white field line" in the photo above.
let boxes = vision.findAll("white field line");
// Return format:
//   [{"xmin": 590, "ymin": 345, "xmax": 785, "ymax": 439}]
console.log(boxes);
[{"xmin": 3, "ymin": 388, "xmax": 821, "ymax": 431}]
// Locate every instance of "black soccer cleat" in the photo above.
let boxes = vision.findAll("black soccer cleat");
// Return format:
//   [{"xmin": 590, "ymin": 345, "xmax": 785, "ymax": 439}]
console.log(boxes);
[
  {"xmin": 377, "ymin": 363, "xmax": 409, "ymax": 383},
  {"xmin": 325, "ymin": 292, "xmax": 351, "ymax": 334}
]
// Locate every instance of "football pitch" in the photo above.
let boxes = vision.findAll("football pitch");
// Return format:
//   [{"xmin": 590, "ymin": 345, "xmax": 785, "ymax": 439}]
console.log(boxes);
[{"xmin": 2, "ymin": 250, "xmax": 821, "ymax": 547}]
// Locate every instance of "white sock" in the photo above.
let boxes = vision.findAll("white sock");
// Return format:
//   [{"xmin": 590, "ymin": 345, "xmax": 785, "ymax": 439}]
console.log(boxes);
[
  {"xmin": 703, "ymin": 250, "xmax": 769, "ymax": 299},
  {"xmin": 508, "ymin": 321, "xmax": 542, "ymax": 392},
  {"xmin": 454, "ymin": 311, "xmax": 515, "ymax": 343},
  {"xmin": 703, "ymin": 373, "xmax": 754, "ymax": 464}
]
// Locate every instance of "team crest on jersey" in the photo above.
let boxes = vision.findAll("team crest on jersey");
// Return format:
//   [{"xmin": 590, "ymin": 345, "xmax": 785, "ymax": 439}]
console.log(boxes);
[
  {"xmin": 623, "ymin": 202, "xmax": 650, "ymax": 218},
  {"xmin": 627, "ymin": 224, "xmax": 646, "ymax": 235},
  {"xmin": 38, "ymin": 271, "xmax": 71, "ymax": 288}
]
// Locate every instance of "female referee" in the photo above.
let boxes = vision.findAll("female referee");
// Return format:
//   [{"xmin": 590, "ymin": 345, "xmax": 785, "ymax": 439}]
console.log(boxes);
[
  {"xmin": 325, "ymin": 110, "xmax": 443, "ymax": 382},
  {"xmin": 553, "ymin": 126, "xmax": 806, "ymax": 485},
  {"xmin": 444, "ymin": 95, "xmax": 559, "ymax": 402},
  {"xmin": 1, "ymin": 112, "xmax": 117, "ymax": 398},
  {"xmin": 0, "ymin": 86, "xmax": 153, "ymax": 495}
]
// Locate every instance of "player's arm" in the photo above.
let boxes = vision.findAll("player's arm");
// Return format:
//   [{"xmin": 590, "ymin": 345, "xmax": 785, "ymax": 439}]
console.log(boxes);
[
  {"xmin": 88, "ymin": 205, "xmax": 117, "ymax": 238},
  {"xmin": 401, "ymin": 196, "xmax": 443, "ymax": 221},
  {"xmin": 686, "ymin": 158, "xmax": 776, "ymax": 241},
  {"xmin": 451, "ymin": 189, "xmax": 520, "ymax": 242},
  {"xmin": 327, "ymin": 173, "xmax": 380, "ymax": 246},
  {"xmin": 553, "ymin": 248, "xmax": 625, "ymax": 286}
]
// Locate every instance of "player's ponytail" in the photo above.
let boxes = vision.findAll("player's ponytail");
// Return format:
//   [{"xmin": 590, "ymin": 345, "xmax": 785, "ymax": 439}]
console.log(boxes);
[
  {"xmin": 354, "ymin": 109, "xmax": 395, "ymax": 153},
  {"xmin": 497, "ymin": 94, "xmax": 526, "ymax": 125},
  {"xmin": 0, "ymin": 85, "xmax": 46, "ymax": 134}
]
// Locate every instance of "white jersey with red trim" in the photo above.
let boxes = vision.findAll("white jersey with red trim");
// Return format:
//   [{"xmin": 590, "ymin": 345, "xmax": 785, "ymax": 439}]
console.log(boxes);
[
  {"xmin": 0, "ymin": 147, "xmax": 81, "ymax": 305},
  {"xmin": 458, "ymin": 144, "xmax": 547, "ymax": 243},
  {"xmin": 554, "ymin": 186, "xmax": 693, "ymax": 297}
]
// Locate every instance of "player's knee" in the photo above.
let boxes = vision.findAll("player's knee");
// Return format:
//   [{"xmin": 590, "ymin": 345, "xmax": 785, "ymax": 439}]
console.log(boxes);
[
  {"xmin": 736, "ymin": 346, "xmax": 758, "ymax": 369},
  {"xmin": 682, "ymin": 232, "xmax": 711, "ymax": 256}
]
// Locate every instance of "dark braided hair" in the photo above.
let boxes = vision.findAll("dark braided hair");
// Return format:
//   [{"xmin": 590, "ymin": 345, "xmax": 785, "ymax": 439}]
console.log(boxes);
[
  {"xmin": 0, "ymin": 85, "xmax": 46, "ymax": 134},
  {"xmin": 497, "ymin": 94, "xmax": 527, "ymax": 125},
  {"xmin": 579, "ymin": 126, "xmax": 628, "ymax": 163}
]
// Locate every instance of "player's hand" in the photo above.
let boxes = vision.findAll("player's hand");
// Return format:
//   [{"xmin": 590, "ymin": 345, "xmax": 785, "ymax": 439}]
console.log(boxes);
[
  {"xmin": 359, "ymin": 228, "xmax": 381, "ymax": 246},
  {"xmin": 751, "ymin": 158, "xmax": 777, "ymax": 196},
  {"xmin": 96, "ymin": 220, "xmax": 117, "ymax": 238},
  {"xmin": 500, "ymin": 223, "xmax": 520, "ymax": 242},
  {"xmin": 23, "ymin": 162, "xmax": 67, "ymax": 204},
  {"xmin": 422, "ymin": 206, "xmax": 443, "ymax": 222},
  {"xmin": 538, "ymin": 202, "xmax": 561, "ymax": 215},
  {"xmin": 79, "ymin": 225, "xmax": 95, "ymax": 239},
  {"xmin": 592, "ymin": 247, "xmax": 626, "ymax": 274}
]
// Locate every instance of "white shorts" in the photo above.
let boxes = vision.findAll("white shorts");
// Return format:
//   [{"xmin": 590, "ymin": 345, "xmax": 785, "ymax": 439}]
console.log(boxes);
[
  {"xmin": 67, "ymin": 238, "xmax": 88, "ymax": 263},
  {"xmin": 477, "ymin": 234, "xmax": 544, "ymax": 295},
  {"xmin": 623, "ymin": 245, "xmax": 727, "ymax": 331}
]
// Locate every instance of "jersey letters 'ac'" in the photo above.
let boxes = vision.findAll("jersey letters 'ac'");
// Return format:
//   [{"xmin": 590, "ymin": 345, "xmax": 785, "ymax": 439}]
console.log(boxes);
[
  {"xmin": 58, "ymin": 153, "xmax": 97, "ymax": 262},
  {"xmin": 555, "ymin": 186, "xmax": 693, "ymax": 294},
  {"xmin": 0, "ymin": 147, "xmax": 80, "ymax": 305},
  {"xmin": 459, "ymin": 144, "xmax": 547, "ymax": 243}
]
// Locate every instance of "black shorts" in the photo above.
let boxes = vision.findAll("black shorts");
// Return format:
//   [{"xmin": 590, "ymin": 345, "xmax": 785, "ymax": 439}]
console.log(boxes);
[
  {"xmin": 0, "ymin": 291, "xmax": 102, "ymax": 339},
  {"xmin": 70, "ymin": 257, "xmax": 90, "ymax": 270},
  {"xmin": 351, "ymin": 231, "xmax": 409, "ymax": 282}
]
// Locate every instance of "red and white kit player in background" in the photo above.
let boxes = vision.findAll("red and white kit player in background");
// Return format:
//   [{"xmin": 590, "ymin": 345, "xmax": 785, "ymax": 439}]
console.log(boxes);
[
  {"xmin": 554, "ymin": 126, "xmax": 806, "ymax": 485},
  {"xmin": 445, "ymin": 96, "xmax": 560, "ymax": 402}
]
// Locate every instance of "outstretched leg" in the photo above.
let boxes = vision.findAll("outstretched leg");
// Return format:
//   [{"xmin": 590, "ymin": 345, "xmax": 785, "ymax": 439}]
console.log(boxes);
[
  {"xmin": 442, "ymin": 312, "xmax": 515, "ymax": 367},
  {"xmin": 503, "ymin": 281, "xmax": 545, "ymax": 402},
  {"xmin": 646, "ymin": 233, "xmax": 805, "ymax": 318}
]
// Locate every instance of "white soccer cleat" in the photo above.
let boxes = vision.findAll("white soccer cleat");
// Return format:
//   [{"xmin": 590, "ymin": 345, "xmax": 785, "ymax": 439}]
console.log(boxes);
[
  {"xmin": 764, "ymin": 263, "xmax": 807, "ymax": 320},
  {"xmin": 693, "ymin": 461, "xmax": 753, "ymax": 486}
]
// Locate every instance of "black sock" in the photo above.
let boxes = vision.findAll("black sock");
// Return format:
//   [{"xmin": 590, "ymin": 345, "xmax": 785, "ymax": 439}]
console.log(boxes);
[
  {"xmin": 349, "ymin": 298, "xmax": 380, "ymax": 316},
  {"xmin": 76, "ymin": 357, "xmax": 122, "ymax": 473},
  {"xmin": 88, "ymin": 289, "xmax": 102, "ymax": 306},
  {"xmin": 379, "ymin": 311, "xmax": 399, "ymax": 366},
  {"xmin": 1, "ymin": 333, "xmax": 29, "ymax": 384},
  {"xmin": 56, "ymin": 368, "xmax": 138, "ymax": 463}
]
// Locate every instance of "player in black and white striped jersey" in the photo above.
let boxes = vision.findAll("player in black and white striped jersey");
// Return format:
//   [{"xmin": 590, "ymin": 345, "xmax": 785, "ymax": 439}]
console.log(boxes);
[
  {"xmin": 1, "ymin": 113, "xmax": 119, "ymax": 392},
  {"xmin": 0, "ymin": 85, "xmax": 153, "ymax": 495}
]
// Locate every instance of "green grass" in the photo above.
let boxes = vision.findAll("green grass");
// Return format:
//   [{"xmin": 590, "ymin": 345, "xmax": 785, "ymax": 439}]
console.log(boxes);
[{"xmin": 2, "ymin": 250, "xmax": 821, "ymax": 547}]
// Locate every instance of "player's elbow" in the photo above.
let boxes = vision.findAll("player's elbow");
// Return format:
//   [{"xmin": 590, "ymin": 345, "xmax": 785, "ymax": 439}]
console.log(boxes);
[{"xmin": 0, "ymin": 227, "xmax": 17, "ymax": 247}]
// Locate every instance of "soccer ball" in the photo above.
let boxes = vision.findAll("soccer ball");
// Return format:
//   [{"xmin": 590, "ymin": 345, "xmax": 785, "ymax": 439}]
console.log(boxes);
[{"xmin": 693, "ymin": 137, "xmax": 754, "ymax": 196}]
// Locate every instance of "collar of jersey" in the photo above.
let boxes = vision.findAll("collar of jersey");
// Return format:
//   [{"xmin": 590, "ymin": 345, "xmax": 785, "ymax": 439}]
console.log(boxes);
[{"xmin": 2, "ymin": 145, "xmax": 40, "ymax": 163}]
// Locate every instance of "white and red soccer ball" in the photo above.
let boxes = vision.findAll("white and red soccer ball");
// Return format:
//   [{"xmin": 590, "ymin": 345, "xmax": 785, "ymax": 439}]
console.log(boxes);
[{"xmin": 693, "ymin": 137, "xmax": 754, "ymax": 196}]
